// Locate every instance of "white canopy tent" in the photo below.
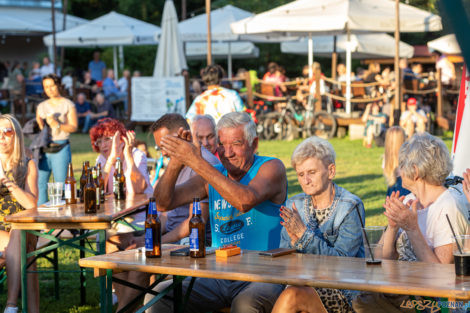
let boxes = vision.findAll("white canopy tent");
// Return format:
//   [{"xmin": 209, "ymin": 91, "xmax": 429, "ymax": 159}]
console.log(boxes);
[
  {"xmin": 178, "ymin": 4, "xmax": 294, "ymax": 77},
  {"xmin": 428, "ymin": 34, "xmax": 461, "ymax": 55},
  {"xmin": 154, "ymin": 0, "xmax": 187, "ymax": 77},
  {"xmin": 281, "ymin": 33, "xmax": 414, "ymax": 59},
  {"xmin": 43, "ymin": 11, "xmax": 161, "ymax": 77},
  {"xmin": 231, "ymin": 0, "xmax": 442, "ymax": 114},
  {"xmin": 0, "ymin": 7, "xmax": 86, "ymax": 34},
  {"xmin": 185, "ymin": 41, "xmax": 259, "ymax": 60}
]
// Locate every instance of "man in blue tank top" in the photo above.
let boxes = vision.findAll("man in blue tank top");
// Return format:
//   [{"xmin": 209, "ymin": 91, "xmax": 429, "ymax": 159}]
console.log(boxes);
[{"xmin": 148, "ymin": 112, "xmax": 288, "ymax": 313}]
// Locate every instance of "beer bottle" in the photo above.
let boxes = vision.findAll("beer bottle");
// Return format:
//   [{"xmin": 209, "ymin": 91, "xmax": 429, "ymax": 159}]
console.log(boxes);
[
  {"xmin": 189, "ymin": 197, "xmax": 205, "ymax": 258},
  {"xmin": 79, "ymin": 161, "xmax": 89, "ymax": 203},
  {"xmin": 145, "ymin": 197, "xmax": 161, "ymax": 258},
  {"xmin": 113, "ymin": 157, "xmax": 126, "ymax": 200},
  {"xmin": 92, "ymin": 167, "xmax": 100, "ymax": 210},
  {"xmin": 97, "ymin": 163, "xmax": 105, "ymax": 203},
  {"xmin": 83, "ymin": 170, "xmax": 97, "ymax": 214},
  {"xmin": 64, "ymin": 162, "xmax": 77, "ymax": 204}
]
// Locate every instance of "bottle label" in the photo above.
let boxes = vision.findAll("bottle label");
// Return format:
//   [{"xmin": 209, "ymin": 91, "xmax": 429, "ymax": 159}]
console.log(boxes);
[
  {"xmin": 145, "ymin": 228, "xmax": 153, "ymax": 251},
  {"xmin": 64, "ymin": 183, "xmax": 71, "ymax": 199},
  {"xmin": 113, "ymin": 178, "xmax": 119, "ymax": 194},
  {"xmin": 193, "ymin": 201, "xmax": 201, "ymax": 215},
  {"xmin": 189, "ymin": 228, "xmax": 199, "ymax": 252}
]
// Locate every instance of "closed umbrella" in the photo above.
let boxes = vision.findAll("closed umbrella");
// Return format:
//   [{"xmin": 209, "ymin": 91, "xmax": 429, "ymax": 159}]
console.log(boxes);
[{"xmin": 154, "ymin": 0, "xmax": 187, "ymax": 77}]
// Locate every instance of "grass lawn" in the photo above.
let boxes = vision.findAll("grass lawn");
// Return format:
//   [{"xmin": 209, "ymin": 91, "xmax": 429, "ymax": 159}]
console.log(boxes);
[{"xmin": 2, "ymin": 132, "xmax": 453, "ymax": 312}]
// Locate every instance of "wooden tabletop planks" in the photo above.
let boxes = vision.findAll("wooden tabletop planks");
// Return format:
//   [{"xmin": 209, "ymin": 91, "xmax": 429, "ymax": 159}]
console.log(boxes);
[
  {"xmin": 5, "ymin": 194, "xmax": 149, "ymax": 225},
  {"xmin": 79, "ymin": 247, "xmax": 470, "ymax": 300}
]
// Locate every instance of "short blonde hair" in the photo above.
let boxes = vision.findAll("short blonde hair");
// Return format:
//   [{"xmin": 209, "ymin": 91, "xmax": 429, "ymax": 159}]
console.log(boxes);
[
  {"xmin": 398, "ymin": 132, "xmax": 452, "ymax": 185},
  {"xmin": 291, "ymin": 136, "xmax": 335, "ymax": 169}
]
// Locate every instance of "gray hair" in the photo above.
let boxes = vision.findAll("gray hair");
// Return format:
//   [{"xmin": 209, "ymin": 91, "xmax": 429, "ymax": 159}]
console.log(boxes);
[
  {"xmin": 192, "ymin": 114, "xmax": 216, "ymax": 131},
  {"xmin": 398, "ymin": 132, "xmax": 452, "ymax": 185},
  {"xmin": 291, "ymin": 136, "xmax": 336, "ymax": 169},
  {"xmin": 216, "ymin": 112, "xmax": 257, "ymax": 145}
]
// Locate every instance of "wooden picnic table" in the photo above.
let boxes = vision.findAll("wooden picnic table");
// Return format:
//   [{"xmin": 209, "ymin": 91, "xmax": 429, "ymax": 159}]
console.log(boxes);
[
  {"xmin": 5, "ymin": 193, "xmax": 149, "ymax": 313},
  {"xmin": 79, "ymin": 245, "xmax": 470, "ymax": 313}
]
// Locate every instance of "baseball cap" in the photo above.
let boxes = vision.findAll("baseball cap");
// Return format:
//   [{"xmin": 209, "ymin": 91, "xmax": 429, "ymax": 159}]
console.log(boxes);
[{"xmin": 407, "ymin": 97, "xmax": 417, "ymax": 106}]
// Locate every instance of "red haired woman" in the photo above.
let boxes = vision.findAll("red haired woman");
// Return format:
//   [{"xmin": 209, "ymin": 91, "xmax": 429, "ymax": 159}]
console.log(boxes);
[{"xmin": 89, "ymin": 118, "xmax": 152, "ymax": 311}]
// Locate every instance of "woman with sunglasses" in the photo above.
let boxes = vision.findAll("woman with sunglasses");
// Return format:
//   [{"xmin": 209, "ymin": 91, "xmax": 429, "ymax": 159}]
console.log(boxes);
[
  {"xmin": 0, "ymin": 114, "xmax": 39, "ymax": 313},
  {"xmin": 36, "ymin": 73, "xmax": 78, "ymax": 205},
  {"xmin": 89, "ymin": 118, "xmax": 153, "ymax": 311}
]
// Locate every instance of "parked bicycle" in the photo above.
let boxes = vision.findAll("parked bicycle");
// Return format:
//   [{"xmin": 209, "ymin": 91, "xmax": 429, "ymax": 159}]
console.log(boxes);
[{"xmin": 262, "ymin": 96, "xmax": 337, "ymax": 140}]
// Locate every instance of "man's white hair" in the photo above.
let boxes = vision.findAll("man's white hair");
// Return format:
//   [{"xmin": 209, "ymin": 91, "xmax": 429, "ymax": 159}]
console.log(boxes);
[{"xmin": 216, "ymin": 112, "xmax": 257, "ymax": 145}]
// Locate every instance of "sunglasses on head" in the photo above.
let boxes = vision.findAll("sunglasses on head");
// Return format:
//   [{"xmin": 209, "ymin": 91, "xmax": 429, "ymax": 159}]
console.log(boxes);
[{"xmin": 0, "ymin": 128, "xmax": 14, "ymax": 137}]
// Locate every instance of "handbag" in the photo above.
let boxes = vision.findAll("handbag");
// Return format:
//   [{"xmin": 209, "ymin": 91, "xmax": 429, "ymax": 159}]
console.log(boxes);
[{"xmin": 42, "ymin": 140, "xmax": 69, "ymax": 154}]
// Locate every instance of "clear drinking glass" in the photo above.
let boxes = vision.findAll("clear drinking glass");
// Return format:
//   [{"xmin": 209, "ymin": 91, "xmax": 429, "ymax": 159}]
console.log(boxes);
[{"xmin": 47, "ymin": 182, "xmax": 64, "ymax": 206}]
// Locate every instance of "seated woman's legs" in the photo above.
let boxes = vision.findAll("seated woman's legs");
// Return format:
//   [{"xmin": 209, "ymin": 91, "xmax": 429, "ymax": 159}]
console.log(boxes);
[
  {"xmin": 272, "ymin": 286, "xmax": 327, "ymax": 313},
  {"xmin": 5, "ymin": 229, "xmax": 39, "ymax": 313},
  {"xmin": 364, "ymin": 126, "xmax": 374, "ymax": 148}
]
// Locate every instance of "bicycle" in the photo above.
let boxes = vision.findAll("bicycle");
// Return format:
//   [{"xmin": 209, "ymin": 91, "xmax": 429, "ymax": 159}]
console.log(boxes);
[{"xmin": 263, "ymin": 96, "xmax": 337, "ymax": 140}]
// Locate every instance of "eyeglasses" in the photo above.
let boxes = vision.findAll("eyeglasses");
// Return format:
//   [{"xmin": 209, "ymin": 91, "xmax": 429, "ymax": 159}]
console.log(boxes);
[
  {"xmin": 94, "ymin": 136, "xmax": 113, "ymax": 146},
  {"xmin": 0, "ymin": 128, "xmax": 14, "ymax": 138}
]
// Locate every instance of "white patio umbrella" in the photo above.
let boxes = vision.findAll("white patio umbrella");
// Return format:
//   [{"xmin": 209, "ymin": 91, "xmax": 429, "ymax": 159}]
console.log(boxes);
[
  {"xmin": 1, "ymin": 7, "xmax": 86, "ymax": 34},
  {"xmin": 44, "ymin": 11, "xmax": 161, "ymax": 77},
  {"xmin": 178, "ymin": 4, "xmax": 294, "ymax": 77},
  {"xmin": 185, "ymin": 41, "xmax": 259, "ymax": 60},
  {"xmin": 153, "ymin": 0, "xmax": 187, "ymax": 77},
  {"xmin": 428, "ymin": 34, "xmax": 461, "ymax": 55},
  {"xmin": 231, "ymin": 0, "xmax": 442, "ymax": 114},
  {"xmin": 281, "ymin": 33, "xmax": 414, "ymax": 59}
]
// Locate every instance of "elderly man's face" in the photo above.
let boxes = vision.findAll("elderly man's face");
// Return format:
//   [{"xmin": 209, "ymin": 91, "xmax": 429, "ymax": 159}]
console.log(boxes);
[
  {"xmin": 217, "ymin": 125, "xmax": 257, "ymax": 175},
  {"xmin": 193, "ymin": 119, "xmax": 217, "ymax": 154},
  {"xmin": 295, "ymin": 157, "xmax": 335, "ymax": 196}
]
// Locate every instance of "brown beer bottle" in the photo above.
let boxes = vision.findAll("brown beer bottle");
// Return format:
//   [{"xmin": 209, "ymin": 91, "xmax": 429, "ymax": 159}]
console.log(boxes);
[
  {"xmin": 79, "ymin": 161, "xmax": 89, "ymax": 203},
  {"xmin": 64, "ymin": 162, "xmax": 77, "ymax": 204},
  {"xmin": 113, "ymin": 157, "xmax": 126, "ymax": 200},
  {"xmin": 83, "ymin": 170, "xmax": 97, "ymax": 214},
  {"xmin": 92, "ymin": 167, "xmax": 100, "ymax": 211},
  {"xmin": 145, "ymin": 197, "xmax": 161, "ymax": 258},
  {"xmin": 189, "ymin": 197, "xmax": 205, "ymax": 258},
  {"xmin": 97, "ymin": 163, "xmax": 105, "ymax": 203}
]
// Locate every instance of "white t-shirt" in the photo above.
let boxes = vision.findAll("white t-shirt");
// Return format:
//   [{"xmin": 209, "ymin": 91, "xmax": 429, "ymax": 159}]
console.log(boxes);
[
  {"xmin": 403, "ymin": 189, "xmax": 469, "ymax": 249},
  {"xmin": 400, "ymin": 109, "xmax": 426, "ymax": 124},
  {"xmin": 40, "ymin": 63, "xmax": 55, "ymax": 77}
]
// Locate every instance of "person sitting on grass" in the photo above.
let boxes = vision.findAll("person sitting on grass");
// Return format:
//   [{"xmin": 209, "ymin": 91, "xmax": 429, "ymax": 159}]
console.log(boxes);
[
  {"xmin": 89, "ymin": 118, "xmax": 153, "ymax": 312},
  {"xmin": 0, "ymin": 114, "xmax": 39, "ymax": 313},
  {"xmin": 361, "ymin": 102, "xmax": 387, "ymax": 148},
  {"xmin": 353, "ymin": 133, "xmax": 470, "ymax": 313},
  {"xmin": 271, "ymin": 136, "xmax": 365, "ymax": 313}
]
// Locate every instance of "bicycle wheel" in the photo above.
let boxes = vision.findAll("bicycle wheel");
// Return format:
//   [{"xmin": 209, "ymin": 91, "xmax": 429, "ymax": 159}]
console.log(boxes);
[
  {"xmin": 307, "ymin": 112, "xmax": 337, "ymax": 139},
  {"xmin": 263, "ymin": 112, "xmax": 290, "ymax": 140}
]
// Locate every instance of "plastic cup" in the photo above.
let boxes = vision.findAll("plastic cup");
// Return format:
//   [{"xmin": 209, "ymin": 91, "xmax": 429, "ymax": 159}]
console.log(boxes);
[
  {"xmin": 47, "ymin": 182, "xmax": 63, "ymax": 206},
  {"xmin": 454, "ymin": 235, "xmax": 470, "ymax": 276},
  {"xmin": 362, "ymin": 226, "xmax": 385, "ymax": 264}
]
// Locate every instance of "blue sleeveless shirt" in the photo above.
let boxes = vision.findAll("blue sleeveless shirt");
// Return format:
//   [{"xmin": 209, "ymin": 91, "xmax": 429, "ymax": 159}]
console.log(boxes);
[{"xmin": 208, "ymin": 155, "xmax": 285, "ymax": 251}]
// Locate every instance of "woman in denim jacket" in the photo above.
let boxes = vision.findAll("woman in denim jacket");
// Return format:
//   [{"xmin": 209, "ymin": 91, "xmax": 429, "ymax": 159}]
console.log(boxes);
[{"xmin": 272, "ymin": 137, "xmax": 365, "ymax": 313}]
